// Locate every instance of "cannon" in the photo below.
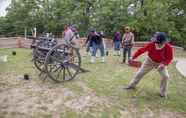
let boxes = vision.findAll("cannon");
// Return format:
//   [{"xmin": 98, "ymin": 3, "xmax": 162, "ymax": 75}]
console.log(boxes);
[
  {"xmin": 31, "ymin": 37, "xmax": 81, "ymax": 82},
  {"xmin": 31, "ymin": 37, "xmax": 57, "ymax": 72}
]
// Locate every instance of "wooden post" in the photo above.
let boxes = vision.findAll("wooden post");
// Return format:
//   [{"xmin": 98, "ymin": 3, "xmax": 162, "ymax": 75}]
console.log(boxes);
[
  {"xmin": 24, "ymin": 27, "xmax": 27, "ymax": 40},
  {"xmin": 33, "ymin": 27, "xmax": 37, "ymax": 38}
]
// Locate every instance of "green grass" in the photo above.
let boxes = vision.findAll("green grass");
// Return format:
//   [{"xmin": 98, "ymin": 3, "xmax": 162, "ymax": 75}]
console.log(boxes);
[
  {"xmin": 80, "ymin": 51, "xmax": 186, "ymax": 113},
  {"xmin": 0, "ymin": 48, "xmax": 186, "ymax": 117},
  {"xmin": 0, "ymin": 48, "xmax": 35, "ymax": 75}
]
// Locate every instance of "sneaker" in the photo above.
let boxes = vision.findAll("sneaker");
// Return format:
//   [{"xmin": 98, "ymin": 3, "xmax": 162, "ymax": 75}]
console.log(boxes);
[
  {"xmin": 118, "ymin": 51, "xmax": 121, "ymax": 56},
  {"xmin": 123, "ymin": 60, "xmax": 130, "ymax": 64},
  {"xmin": 120, "ymin": 62, "xmax": 125, "ymax": 64},
  {"xmin": 90, "ymin": 56, "xmax": 95, "ymax": 63},
  {"xmin": 101, "ymin": 57, "xmax": 105, "ymax": 63}
]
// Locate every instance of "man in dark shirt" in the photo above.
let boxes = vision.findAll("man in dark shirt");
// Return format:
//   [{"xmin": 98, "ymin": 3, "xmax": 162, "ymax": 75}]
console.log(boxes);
[
  {"xmin": 85, "ymin": 30, "xmax": 94, "ymax": 54},
  {"xmin": 90, "ymin": 31, "xmax": 105, "ymax": 63}
]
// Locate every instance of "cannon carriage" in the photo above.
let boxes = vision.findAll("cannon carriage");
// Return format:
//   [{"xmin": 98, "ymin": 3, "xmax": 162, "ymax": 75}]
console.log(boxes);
[{"xmin": 31, "ymin": 37, "xmax": 81, "ymax": 82}]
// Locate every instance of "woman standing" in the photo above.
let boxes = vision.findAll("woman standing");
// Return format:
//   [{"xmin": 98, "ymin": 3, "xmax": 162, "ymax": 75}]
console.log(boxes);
[{"xmin": 113, "ymin": 31, "xmax": 122, "ymax": 56}]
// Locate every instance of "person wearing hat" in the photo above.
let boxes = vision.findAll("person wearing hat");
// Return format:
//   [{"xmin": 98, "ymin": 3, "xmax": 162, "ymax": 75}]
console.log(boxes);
[
  {"xmin": 90, "ymin": 31, "xmax": 105, "ymax": 63},
  {"xmin": 124, "ymin": 32, "xmax": 173, "ymax": 97},
  {"xmin": 122, "ymin": 26, "xmax": 135, "ymax": 63}
]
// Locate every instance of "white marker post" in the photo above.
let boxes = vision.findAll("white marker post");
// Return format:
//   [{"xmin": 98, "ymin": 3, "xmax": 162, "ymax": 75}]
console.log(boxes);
[
  {"xmin": 24, "ymin": 27, "xmax": 27, "ymax": 40},
  {"xmin": 34, "ymin": 27, "xmax": 37, "ymax": 38}
]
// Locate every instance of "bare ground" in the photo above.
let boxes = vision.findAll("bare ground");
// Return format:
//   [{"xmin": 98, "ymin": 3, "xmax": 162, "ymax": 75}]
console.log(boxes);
[
  {"xmin": 0, "ymin": 73, "xmax": 114, "ymax": 118},
  {"xmin": 0, "ymin": 72, "xmax": 184, "ymax": 118}
]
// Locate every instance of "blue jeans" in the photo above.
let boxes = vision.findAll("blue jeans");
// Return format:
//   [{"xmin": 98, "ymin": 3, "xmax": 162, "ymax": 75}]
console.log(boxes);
[
  {"xmin": 114, "ymin": 41, "xmax": 120, "ymax": 50},
  {"xmin": 92, "ymin": 42, "xmax": 105, "ymax": 57},
  {"xmin": 123, "ymin": 45, "xmax": 132, "ymax": 62}
]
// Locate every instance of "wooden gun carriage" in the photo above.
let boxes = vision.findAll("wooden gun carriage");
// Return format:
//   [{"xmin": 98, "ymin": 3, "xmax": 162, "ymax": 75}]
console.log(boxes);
[{"xmin": 31, "ymin": 37, "xmax": 81, "ymax": 82}]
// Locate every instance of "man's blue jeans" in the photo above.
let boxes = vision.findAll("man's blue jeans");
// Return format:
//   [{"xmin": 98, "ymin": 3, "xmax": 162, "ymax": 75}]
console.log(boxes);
[
  {"xmin": 123, "ymin": 45, "xmax": 132, "ymax": 63},
  {"xmin": 91, "ymin": 42, "xmax": 105, "ymax": 57}
]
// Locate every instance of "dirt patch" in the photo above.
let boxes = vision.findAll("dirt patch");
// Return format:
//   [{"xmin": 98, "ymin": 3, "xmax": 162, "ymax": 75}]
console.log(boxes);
[
  {"xmin": 0, "ymin": 73, "xmax": 185, "ymax": 118},
  {"xmin": 0, "ymin": 74, "xmax": 112, "ymax": 117},
  {"xmin": 64, "ymin": 93, "xmax": 111, "ymax": 113},
  {"xmin": 0, "ymin": 73, "xmax": 74, "ymax": 117},
  {"xmin": 119, "ymin": 105, "xmax": 185, "ymax": 118},
  {"xmin": 158, "ymin": 109, "xmax": 184, "ymax": 118},
  {"xmin": 64, "ymin": 80, "xmax": 112, "ymax": 116}
]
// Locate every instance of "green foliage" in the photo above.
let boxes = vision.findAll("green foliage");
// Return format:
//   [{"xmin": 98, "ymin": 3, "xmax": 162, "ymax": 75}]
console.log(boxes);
[{"xmin": 0, "ymin": 0, "xmax": 185, "ymax": 47}]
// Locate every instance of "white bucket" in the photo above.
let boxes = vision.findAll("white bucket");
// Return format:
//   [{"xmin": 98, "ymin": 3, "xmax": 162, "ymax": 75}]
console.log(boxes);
[{"xmin": 0, "ymin": 55, "xmax": 8, "ymax": 62}]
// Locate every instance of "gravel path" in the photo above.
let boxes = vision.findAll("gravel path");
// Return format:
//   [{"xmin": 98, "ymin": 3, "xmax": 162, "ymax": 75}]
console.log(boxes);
[{"xmin": 176, "ymin": 58, "xmax": 186, "ymax": 77}]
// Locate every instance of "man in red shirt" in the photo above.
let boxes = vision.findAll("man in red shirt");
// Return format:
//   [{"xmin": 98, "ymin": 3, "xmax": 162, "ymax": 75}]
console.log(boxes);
[{"xmin": 124, "ymin": 32, "xmax": 173, "ymax": 97}]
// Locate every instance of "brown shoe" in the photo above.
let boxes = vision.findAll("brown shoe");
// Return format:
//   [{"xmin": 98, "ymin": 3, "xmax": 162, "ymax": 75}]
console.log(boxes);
[
  {"xmin": 159, "ymin": 93, "xmax": 167, "ymax": 98},
  {"xmin": 123, "ymin": 86, "xmax": 135, "ymax": 90}
]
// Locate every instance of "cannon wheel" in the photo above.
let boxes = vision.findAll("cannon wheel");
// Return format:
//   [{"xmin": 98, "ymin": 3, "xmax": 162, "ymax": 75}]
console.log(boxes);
[
  {"xmin": 44, "ymin": 44, "xmax": 81, "ymax": 82},
  {"xmin": 33, "ymin": 42, "xmax": 47, "ymax": 72}
]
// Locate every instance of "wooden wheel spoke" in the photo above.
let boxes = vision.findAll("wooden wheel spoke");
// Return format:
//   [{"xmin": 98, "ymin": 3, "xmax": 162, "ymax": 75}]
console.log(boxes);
[
  {"xmin": 63, "ymin": 67, "xmax": 66, "ymax": 80},
  {"xmin": 67, "ymin": 67, "xmax": 73, "ymax": 78},
  {"xmin": 48, "ymin": 64, "xmax": 55, "ymax": 71},
  {"xmin": 56, "ymin": 67, "xmax": 63, "ymax": 79},
  {"xmin": 50, "ymin": 65, "xmax": 60, "ymax": 72},
  {"xmin": 48, "ymin": 63, "xmax": 61, "ymax": 72},
  {"xmin": 67, "ymin": 63, "xmax": 80, "ymax": 71},
  {"xmin": 51, "ymin": 55, "xmax": 63, "ymax": 63},
  {"xmin": 44, "ymin": 44, "xmax": 81, "ymax": 82}
]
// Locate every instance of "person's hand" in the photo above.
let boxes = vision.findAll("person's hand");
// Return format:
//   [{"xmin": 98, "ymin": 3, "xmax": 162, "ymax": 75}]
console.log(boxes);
[
  {"xmin": 158, "ymin": 63, "xmax": 165, "ymax": 70},
  {"xmin": 121, "ymin": 42, "xmax": 124, "ymax": 48},
  {"xmin": 130, "ymin": 43, "xmax": 134, "ymax": 48},
  {"xmin": 128, "ymin": 44, "xmax": 132, "ymax": 48}
]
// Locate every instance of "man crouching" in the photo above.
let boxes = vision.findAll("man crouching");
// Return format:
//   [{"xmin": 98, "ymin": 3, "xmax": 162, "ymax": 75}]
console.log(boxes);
[{"xmin": 124, "ymin": 32, "xmax": 173, "ymax": 98}]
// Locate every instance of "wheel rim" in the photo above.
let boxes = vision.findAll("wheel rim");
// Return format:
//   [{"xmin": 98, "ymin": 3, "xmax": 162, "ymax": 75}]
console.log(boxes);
[
  {"xmin": 33, "ymin": 46, "xmax": 47, "ymax": 72},
  {"xmin": 45, "ymin": 44, "xmax": 81, "ymax": 82},
  {"xmin": 33, "ymin": 39, "xmax": 57, "ymax": 72}
]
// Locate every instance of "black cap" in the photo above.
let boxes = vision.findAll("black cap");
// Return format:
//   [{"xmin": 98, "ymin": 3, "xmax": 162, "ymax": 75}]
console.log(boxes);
[{"xmin": 154, "ymin": 32, "xmax": 167, "ymax": 44}]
